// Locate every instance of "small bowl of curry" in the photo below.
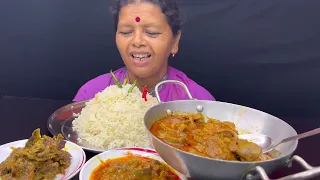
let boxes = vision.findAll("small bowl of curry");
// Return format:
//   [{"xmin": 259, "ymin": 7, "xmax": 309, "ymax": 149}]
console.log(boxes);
[{"xmin": 79, "ymin": 147, "xmax": 186, "ymax": 180}]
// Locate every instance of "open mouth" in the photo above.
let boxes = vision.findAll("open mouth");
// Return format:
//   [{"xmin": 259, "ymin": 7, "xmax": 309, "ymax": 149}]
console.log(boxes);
[{"xmin": 131, "ymin": 54, "xmax": 152, "ymax": 61}]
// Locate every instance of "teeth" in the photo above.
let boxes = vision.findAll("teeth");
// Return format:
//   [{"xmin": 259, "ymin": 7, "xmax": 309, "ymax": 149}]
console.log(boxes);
[
  {"xmin": 132, "ymin": 54, "xmax": 151, "ymax": 61},
  {"xmin": 132, "ymin": 54, "xmax": 150, "ymax": 58}
]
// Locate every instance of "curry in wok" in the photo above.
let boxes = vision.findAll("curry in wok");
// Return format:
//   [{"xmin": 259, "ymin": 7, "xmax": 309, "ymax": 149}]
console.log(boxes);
[{"xmin": 150, "ymin": 113, "xmax": 275, "ymax": 162}]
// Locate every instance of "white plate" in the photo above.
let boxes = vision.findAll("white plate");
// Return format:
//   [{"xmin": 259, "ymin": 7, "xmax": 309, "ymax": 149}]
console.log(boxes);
[
  {"xmin": 79, "ymin": 147, "xmax": 186, "ymax": 180},
  {"xmin": 0, "ymin": 139, "xmax": 86, "ymax": 180},
  {"xmin": 47, "ymin": 101, "xmax": 154, "ymax": 153},
  {"xmin": 47, "ymin": 100, "xmax": 107, "ymax": 153}
]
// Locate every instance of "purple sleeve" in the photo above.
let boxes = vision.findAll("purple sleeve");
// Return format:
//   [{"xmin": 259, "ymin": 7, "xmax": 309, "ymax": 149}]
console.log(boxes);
[
  {"xmin": 73, "ymin": 85, "xmax": 88, "ymax": 101},
  {"xmin": 73, "ymin": 74, "xmax": 112, "ymax": 101},
  {"xmin": 175, "ymin": 73, "xmax": 215, "ymax": 101},
  {"xmin": 167, "ymin": 67, "xmax": 215, "ymax": 101},
  {"xmin": 190, "ymin": 83, "xmax": 216, "ymax": 101},
  {"xmin": 176, "ymin": 75, "xmax": 215, "ymax": 101}
]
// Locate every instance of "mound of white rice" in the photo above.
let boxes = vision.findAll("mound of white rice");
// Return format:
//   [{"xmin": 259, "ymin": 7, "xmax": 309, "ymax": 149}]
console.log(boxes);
[{"xmin": 72, "ymin": 84, "xmax": 158, "ymax": 149}]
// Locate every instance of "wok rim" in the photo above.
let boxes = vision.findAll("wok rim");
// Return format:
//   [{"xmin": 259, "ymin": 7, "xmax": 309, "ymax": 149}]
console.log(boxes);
[{"xmin": 144, "ymin": 100, "xmax": 299, "ymax": 165}]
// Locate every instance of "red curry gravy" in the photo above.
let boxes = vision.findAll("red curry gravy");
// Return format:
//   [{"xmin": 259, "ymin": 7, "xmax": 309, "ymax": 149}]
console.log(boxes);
[
  {"xmin": 90, "ymin": 152, "xmax": 180, "ymax": 180},
  {"xmin": 150, "ymin": 113, "xmax": 273, "ymax": 162}
]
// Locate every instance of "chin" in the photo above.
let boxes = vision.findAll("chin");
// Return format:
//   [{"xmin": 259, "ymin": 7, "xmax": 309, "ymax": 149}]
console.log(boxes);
[
  {"xmin": 134, "ymin": 71, "xmax": 153, "ymax": 78},
  {"xmin": 125, "ymin": 61, "xmax": 162, "ymax": 78},
  {"xmin": 129, "ymin": 68, "xmax": 153, "ymax": 78}
]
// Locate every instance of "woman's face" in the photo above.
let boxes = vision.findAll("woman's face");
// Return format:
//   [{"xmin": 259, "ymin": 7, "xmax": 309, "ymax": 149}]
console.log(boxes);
[{"xmin": 116, "ymin": 2, "xmax": 181, "ymax": 78}]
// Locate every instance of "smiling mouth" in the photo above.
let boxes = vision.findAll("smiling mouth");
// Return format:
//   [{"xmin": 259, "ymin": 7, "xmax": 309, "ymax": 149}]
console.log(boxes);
[{"xmin": 131, "ymin": 54, "xmax": 151, "ymax": 61}]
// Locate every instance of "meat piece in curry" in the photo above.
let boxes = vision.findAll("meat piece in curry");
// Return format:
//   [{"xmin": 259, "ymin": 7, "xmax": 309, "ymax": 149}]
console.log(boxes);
[
  {"xmin": 0, "ymin": 128, "xmax": 71, "ymax": 180},
  {"xmin": 90, "ymin": 152, "xmax": 179, "ymax": 180},
  {"xmin": 150, "ymin": 113, "xmax": 273, "ymax": 162}
]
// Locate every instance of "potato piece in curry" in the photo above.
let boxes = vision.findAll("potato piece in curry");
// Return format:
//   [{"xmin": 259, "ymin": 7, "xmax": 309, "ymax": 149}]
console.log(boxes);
[
  {"xmin": 150, "ymin": 113, "xmax": 273, "ymax": 162},
  {"xmin": 90, "ymin": 152, "xmax": 179, "ymax": 180},
  {"xmin": 0, "ymin": 128, "xmax": 71, "ymax": 180}
]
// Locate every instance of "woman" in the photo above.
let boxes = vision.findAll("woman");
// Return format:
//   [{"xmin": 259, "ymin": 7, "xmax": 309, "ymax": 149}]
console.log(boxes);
[{"xmin": 74, "ymin": 0, "xmax": 215, "ymax": 102}]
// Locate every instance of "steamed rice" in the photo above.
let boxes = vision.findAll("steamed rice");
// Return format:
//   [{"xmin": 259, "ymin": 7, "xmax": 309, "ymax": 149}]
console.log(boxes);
[{"xmin": 72, "ymin": 84, "xmax": 158, "ymax": 149}]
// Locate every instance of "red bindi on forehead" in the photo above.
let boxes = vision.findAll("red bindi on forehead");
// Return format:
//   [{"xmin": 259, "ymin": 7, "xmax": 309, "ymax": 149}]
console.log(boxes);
[{"xmin": 135, "ymin": 16, "xmax": 140, "ymax": 22}]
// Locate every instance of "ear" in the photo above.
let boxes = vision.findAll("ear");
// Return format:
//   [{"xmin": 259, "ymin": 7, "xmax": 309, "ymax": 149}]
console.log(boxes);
[{"xmin": 171, "ymin": 30, "xmax": 181, "ymax": 54}]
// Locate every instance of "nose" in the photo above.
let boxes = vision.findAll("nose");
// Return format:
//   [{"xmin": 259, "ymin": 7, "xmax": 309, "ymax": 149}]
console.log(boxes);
[{"xmin": 132, "ymin": 32, "xmax": 147, "ymax": 48}]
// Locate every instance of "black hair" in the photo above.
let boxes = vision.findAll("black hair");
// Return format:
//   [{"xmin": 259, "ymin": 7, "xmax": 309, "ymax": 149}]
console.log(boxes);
[{"xmin": 111, "ymin": 0, "xmax": 181, "ymax": 36}]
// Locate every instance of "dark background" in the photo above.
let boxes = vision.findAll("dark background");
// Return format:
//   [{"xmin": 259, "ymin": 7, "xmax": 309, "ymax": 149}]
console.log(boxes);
[{"xmin": 1, "ymin": 0, "xmax": 319, "ymax": 118}]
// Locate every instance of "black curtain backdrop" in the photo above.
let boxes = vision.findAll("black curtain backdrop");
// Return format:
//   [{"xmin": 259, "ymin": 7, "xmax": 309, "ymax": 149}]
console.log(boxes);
[{"xmin": 1, "ymin": 0, "xmax": 319, "ymax": 118}]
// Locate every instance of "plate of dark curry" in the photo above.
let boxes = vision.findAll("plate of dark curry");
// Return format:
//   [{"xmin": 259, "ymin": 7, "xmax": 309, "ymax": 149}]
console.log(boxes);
[
  {"xmin": 0, "ymin": 129, "xmax": 86, "ymax": 180},
  {"xmin": 79, "ymin": 147, "xmax": 186, "ymax": 180}
]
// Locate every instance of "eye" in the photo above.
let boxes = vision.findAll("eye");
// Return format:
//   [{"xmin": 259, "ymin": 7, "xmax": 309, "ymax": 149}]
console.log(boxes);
[
  {"xmin": 146, "ymin": 31, "xmax": 160, "ymax": 38},
  {"xmin": 119, "ymin": 31, "xmax": 133, "ymax": 36}
]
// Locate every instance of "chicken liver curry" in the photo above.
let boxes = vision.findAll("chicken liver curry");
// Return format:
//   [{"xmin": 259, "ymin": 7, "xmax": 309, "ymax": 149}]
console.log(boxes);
[
  {"xmin": 90, "ymin": 152, "xmax": 180, "ymax": 180},
  {"xmin": 0, "ymin": 129, "xmax": 71, "ymax": 180},
  {"xmin": 150, "ymin": 113, "xmax": 274, "ymax": 162}
]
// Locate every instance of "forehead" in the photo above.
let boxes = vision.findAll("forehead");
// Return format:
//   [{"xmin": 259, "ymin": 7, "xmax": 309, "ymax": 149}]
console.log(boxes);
[{"xmin": 118, "ymin": 2, "xmax": 167, "ymax": 25}]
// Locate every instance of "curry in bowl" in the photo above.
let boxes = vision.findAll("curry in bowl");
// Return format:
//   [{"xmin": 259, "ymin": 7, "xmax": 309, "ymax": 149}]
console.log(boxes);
[
  {"xmin": 80, "ymin": 148, "xmax": 184, "ymax": 180},
  {"xmin": 90, "ymin": 152, "xmax": 179, "ymax": 180},
  {"xmin": 150, "ymin": 113, "xmax": 276, "ymax": 162}
]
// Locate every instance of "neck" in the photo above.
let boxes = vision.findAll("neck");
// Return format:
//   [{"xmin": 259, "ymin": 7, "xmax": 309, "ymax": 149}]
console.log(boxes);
[{"xmin": 127, "ymin": 67, "xmax": 168, "ymax": 93}]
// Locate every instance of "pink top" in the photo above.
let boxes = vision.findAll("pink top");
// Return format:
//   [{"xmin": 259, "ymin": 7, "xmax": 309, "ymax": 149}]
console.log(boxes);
[{"xmin": 73, "ymin": 66, "xmax": 215, "ymax": 102}]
